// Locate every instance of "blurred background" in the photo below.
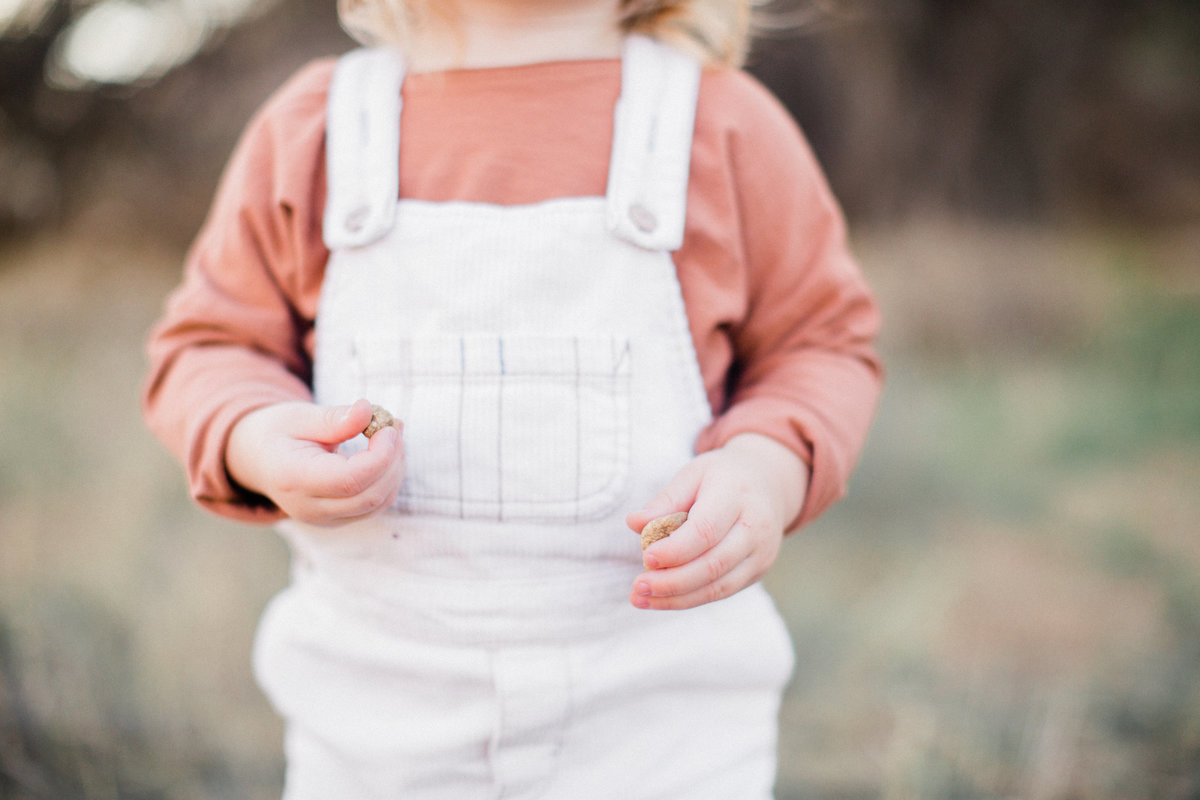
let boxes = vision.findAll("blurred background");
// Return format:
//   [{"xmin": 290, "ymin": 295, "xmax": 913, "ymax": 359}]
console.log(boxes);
[{"xmin": 1, "ymin": 0, "xmax": 1198, "ymax": 797}]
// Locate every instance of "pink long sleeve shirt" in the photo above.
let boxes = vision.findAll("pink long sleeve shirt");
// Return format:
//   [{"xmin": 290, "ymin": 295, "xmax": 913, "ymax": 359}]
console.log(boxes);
[{"xmin": 142, "ymin": 56, "xmax": 883, "ymax": 528}]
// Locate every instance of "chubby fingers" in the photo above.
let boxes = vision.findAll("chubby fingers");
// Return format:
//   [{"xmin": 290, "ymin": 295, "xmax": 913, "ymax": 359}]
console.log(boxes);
[
  {"xmin": 346, "ymin": 423, "xmax": 406, "ymax": 507},
  {"xmin": 632, "ymin": 491, "xmax": 784, "ymax": 610},
  {"xmin": 638, "ymin": 473, "xmax": 742, "ymax": 570},
  {"xmin": 631, "ymin": 513, "xmax": 752, "ymax": 609},
  {"xmin": 628, "ymin": 483, "xmax": 742, "ymax": 610},
  {"xmin": 298, "ymin": 423, "xmax": 401, "ymax": 497},
  {"xmin": 631, "ymin": 532, "xmax": 767, "ymax": 610},
  {"xmin": 290, "ymin": 425, "xmax": 406, "ymax": 524}
]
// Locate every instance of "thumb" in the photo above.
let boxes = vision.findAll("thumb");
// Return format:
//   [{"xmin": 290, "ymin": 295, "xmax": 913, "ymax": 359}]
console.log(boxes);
[
  {"xmin": 294, "ymin": 398, "xmax": 374, "ymax": 445},
  {"xmin": 625, "ymin": 458, "xmax": 703, "ymax": 533}
]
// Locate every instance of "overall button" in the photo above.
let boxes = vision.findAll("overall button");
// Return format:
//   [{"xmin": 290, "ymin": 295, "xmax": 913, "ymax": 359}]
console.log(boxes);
[
  {"xmin": 628, "ymin": 203, "xmax": 658, "ymax": 233},
  {"xmin": 344, "ymin": 206, "xmax": 370, "ymax": 233}
]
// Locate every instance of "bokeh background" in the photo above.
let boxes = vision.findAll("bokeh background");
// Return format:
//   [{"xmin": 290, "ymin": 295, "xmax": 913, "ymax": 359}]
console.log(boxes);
[{"xmin": 2, "ymin": 1, "xmax": 1198, "ymax": 797}]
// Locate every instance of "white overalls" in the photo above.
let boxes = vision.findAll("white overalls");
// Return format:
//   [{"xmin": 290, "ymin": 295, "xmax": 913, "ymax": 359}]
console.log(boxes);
[{"xmin": 252, "ymin": 37, "xmax": 796, "ymax": 800}]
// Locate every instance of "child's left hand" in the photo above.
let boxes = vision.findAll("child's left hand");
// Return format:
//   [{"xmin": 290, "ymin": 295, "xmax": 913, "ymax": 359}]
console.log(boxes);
[{"xmin": 626, "ymin": 433, "xmax": 809, "ymax": 610}]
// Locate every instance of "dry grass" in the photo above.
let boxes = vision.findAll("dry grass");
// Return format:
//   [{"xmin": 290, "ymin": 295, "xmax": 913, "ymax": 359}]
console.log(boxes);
[
  {"xmin": 1, "ymin": 213, "xmax": 1198, "ymax": 799},
  {"xmin": 0, "ymin": 217, "xmax": 289, "ymax": 798},
  {"xmin": 767, "ymin": 218, "xmax": 1200, "ymax": 799}
]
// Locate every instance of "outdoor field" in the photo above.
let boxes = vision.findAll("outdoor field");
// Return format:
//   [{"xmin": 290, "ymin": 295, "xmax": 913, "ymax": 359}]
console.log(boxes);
[
  {"xmin": 3, "ymin": 1, "xmax": 1199, "ymax": 796},
  {"xmin": 2, "ymin": 212, "xmax": 1196, "ymax": 798}
]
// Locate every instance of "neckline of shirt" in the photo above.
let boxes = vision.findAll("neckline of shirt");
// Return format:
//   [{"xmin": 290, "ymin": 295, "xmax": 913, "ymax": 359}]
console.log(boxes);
[{"xmin": 402, "ymin": 57, "xmax": 620, "ymax": 91}]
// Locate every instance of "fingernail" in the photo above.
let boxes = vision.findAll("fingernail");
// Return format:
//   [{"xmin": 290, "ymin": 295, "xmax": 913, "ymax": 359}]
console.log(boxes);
[
  {"xmin": 635, "ymin": 580, "xmax": 651, "ymax": 597},
  {"xmin": 642, "ymin": 554, "xmax": 659, "ymax": 570},
  {"xmin": 632, "ymin": 595, "xmax": 651, "ymax": 609}
]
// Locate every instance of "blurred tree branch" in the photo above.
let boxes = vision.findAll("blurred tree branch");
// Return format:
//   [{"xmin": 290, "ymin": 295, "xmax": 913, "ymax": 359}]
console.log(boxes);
[
  {"xmin": 0, "ymin": 0, "xmax": 85, "ymax": 231},
  {"xmin": 751, "ymin": 0, "xmax": 1200, "ymax": 223},
  {"xmin": 1, "ymin": 0, "xmax": 1198, "ymax": 244}
]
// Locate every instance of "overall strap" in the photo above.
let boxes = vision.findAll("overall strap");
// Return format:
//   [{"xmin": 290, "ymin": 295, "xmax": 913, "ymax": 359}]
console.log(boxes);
[
  {"xmin": 606, "ymin": 35, "xmax": 702, "ymax": 252},
  {"xmin": 323, "ymin": 47, "xmax": 406, "ymax": 250}
]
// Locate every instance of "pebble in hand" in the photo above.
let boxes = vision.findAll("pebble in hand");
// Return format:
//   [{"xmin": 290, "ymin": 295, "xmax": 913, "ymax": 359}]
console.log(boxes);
[
  {"xmin": 640, "ymin": 511, "xmax": 688, "ymax": 551},
  {"xmin": 362, "ymin": 404, "xmax": 398, "ymax": 438}
]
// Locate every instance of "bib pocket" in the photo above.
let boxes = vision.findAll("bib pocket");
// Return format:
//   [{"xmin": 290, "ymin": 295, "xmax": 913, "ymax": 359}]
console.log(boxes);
[{"xmin": 356, "ymin": 333, "xmax": 631, "ymax": 522}]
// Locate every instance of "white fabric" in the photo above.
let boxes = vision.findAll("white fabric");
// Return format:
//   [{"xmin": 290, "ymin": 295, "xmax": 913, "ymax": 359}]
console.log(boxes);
[
  {"xmin": 606, "ymin": 34, "xmax": 701, "ymax": 250},
  {"xmin": 322, "ymin": 47, "xmax": 403, "ymax": 249},
  {"xmin": 254, "ymin": 37, "xmax": 795, "ymax": 800},
  {"xmin": 260, "ymin": 587, "xmax": 793, "ymax": 800}
]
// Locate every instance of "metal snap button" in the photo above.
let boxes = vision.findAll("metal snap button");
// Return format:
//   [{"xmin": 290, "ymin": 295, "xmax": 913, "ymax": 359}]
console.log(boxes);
[
  {"xmin": 344, "ymin": 206, "xmax": 369, "ymax": 233},
  {"xmin": 628, "ymin": 203, "xmax": 658, "ymax": 233}
]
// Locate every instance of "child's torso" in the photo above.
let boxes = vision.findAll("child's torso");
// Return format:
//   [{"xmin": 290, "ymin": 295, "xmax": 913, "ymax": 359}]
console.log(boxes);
[{"xmin": 279, "ymin": 40, "xmax": 713, "ymax": 644}]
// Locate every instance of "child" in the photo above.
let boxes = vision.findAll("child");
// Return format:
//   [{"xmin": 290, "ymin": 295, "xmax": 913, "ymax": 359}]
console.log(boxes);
[{"xmin": 143, "ymin": 0, "xmax": 882, "ymax": 797}]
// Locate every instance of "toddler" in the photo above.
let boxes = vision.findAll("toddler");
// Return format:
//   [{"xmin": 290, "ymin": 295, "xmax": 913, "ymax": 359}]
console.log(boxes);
[{"xmin": 143, "ymin": 0, "xmax": 883, "ymax": 797}]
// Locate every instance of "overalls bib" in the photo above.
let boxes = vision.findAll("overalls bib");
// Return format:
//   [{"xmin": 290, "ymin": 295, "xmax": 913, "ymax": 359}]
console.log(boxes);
[{"xmin": 253, "ymin": 38, "xmax": 795, "ymax": 800}]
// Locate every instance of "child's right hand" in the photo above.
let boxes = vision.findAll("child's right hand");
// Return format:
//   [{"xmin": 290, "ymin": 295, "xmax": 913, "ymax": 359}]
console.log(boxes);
[{"xmin": 226, "ymin": 398, "xmax": 405, "ymax": 526}]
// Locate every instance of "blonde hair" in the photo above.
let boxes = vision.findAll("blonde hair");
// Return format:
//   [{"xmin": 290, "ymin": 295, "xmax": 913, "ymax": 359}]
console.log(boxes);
[{"xmin": 337, "ymin": 0, "xmax": 753, "ymax": 67}]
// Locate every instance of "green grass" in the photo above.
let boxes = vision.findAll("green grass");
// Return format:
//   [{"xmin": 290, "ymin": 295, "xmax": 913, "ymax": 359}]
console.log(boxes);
[{"xmin": 1055, "ymin": 294, "xmax": 1200, "ymax": 462}]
